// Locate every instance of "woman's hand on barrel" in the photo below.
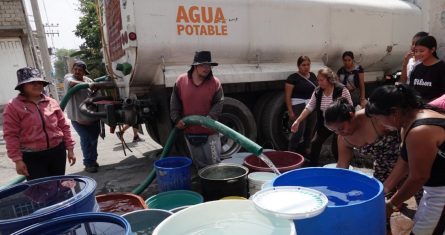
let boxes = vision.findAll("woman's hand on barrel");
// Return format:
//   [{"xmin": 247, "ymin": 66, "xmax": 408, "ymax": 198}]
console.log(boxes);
[{"xmin": 15, "ymin": 160, "xmax": 29, "ymax": 176}]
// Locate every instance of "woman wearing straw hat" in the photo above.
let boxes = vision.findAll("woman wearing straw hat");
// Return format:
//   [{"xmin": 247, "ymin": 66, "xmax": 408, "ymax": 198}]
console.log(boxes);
[{"xmin": 3, "ymin": 67, "xmax": 76, "ymax": 180}]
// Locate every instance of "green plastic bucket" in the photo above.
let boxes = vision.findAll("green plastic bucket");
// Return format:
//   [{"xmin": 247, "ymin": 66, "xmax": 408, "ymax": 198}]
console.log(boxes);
[{"xmin": 145, "ymin": 190, "xmax": 203, "ymax": 211}]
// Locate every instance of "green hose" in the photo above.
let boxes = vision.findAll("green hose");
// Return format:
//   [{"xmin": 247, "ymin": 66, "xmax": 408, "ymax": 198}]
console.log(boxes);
[
  {"xmin": 131, "ymin": 115, "xmax": 263, "ymax": 195},
  {"xmin": 183, "ymin": 115, "xmax": 263, "ymax": 156},
  {"xmin": 59, "ymin": 76, "xmax": 110, "ymax": 110},
  {"xmin": 59, "ymin": 83, "xmax": 90, "ymax": 110},
  {"xmin": 131, "ymin": 128, "xmax": 178, "ymax": 195},
  {"xmin": 94, "ymin": 75, "xmax": 110, "ymax": 82}
]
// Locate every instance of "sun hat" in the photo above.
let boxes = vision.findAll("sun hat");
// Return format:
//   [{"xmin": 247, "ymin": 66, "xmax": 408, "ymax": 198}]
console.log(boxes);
[
  {"xmin": 15, "ymin": 67, "xmax": 50, "ymax": 90},
  {"xmin": 190, "ymin": 51, "xmax": 218, "ymax": 66},
  {"xmin": 72, "ymin": 60, "xmax": 91, "ymax": 75}
]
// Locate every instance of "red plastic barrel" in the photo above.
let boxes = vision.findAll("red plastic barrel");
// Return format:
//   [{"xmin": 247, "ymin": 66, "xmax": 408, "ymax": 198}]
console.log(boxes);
[{"xmin": 243, "ymin": 151, "xmax": 304, "ymax": 173}]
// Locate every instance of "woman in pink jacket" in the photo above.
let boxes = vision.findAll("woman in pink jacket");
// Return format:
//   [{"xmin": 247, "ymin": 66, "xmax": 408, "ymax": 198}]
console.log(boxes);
[{"xmin": 3, "ymin": 67, "xmax": 76, "ymax": 180}]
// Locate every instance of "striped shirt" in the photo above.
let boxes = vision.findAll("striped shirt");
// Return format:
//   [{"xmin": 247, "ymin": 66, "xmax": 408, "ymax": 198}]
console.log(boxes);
[{"xmin": 306, "ymin": 87, "xmax": 352, "ymax": 114}]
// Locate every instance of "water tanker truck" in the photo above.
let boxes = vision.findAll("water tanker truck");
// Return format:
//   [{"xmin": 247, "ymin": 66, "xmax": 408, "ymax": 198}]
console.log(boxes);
[{"xmin": 94, "ymin": 0, "xmax": 445, "ymax": 156}]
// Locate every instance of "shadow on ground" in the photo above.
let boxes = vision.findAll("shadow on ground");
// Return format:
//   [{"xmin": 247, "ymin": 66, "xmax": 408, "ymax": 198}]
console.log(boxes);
[{"xmin": 69, "ymin": 149, "xmax": 163, "ymax": 200}]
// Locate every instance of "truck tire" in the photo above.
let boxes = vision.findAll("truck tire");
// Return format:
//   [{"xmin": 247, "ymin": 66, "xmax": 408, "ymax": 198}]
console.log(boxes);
[
  {"xmin": 252, "ymin": 91, "xmax": 278, "ymax": 145},
  {"xmin": 261, "ymin": 92, "xmax": 289, "ymax": 150},
  {"xmin": 145, "ymin": 122, "xmax": 161, "ymax": 144},
  {"xmin": 220, "ymin": 97, "xmax": 257, "ymax": 157}
]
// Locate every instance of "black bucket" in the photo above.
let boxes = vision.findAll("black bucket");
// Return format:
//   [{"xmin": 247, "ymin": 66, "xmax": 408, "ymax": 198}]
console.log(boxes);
[{"xmin": 198, "ymin": 163, "xmax": 249, "ymax": 201}]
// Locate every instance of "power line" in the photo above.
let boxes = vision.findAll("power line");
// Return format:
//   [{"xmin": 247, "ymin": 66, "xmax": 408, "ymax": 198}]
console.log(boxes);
[{"xmin": 40, "ymin": 0, "xmax": 50, "ymax": 24}]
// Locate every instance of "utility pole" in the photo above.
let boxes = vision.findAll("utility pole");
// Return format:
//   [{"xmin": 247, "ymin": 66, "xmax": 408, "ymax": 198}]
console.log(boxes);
[
  {"xmin": 30, "ymin": 0, "xmax": 59, "ymax": 101},
  {"xmin": 44, "ymin": 23, "xmax": 59, "ymax": 53}
]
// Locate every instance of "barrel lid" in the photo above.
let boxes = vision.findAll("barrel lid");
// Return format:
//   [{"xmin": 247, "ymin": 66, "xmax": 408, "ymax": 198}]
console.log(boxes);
[{"xmin": 251, "ymin": 186, "xmax": 328, "ymax": 220}]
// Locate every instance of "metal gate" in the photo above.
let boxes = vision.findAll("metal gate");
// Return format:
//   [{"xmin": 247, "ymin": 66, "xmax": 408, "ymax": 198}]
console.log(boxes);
[{"xmin": 0, "ymin": 38, "xmax": 27, "ymax": 105}]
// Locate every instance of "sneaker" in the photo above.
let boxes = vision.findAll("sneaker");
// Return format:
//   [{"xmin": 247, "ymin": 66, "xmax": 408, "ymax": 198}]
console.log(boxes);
[
  {"xmin": 84, "ymin": 165, "xmax": 98, "ymax": 173},
  {"xmin": 116, "ymin": 131, "xmax": 124, "ymax": 141},
  {"xmin": 132, "ymin": 136, "xmax": 144, "ymax": 143}
]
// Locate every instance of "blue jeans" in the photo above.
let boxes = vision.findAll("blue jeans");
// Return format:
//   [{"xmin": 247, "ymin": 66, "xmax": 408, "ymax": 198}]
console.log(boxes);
[{"xmin": 71, "ymin": 121, "xmax": 100, "ymax": 167}]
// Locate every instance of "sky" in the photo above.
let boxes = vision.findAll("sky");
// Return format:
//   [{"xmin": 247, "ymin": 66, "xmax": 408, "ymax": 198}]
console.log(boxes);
[{"xmin": 24, "ymin": 0, "xmax": 84, "ymax": 50}]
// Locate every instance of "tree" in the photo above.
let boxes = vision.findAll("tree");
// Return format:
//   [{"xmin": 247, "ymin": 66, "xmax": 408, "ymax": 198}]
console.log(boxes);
[
  {"xmin": 53, "ymin": 48, "xmax": 76, "ymax": 82},
  {"xmin": 74, "ymin": 0, "xmax": 106, "ymax": 79}
]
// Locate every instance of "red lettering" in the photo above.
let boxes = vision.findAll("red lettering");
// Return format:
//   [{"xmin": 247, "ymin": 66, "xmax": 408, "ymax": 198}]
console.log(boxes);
[
  {"xmin": 189, "ymin": 6, "xmax": 200, "ymax": 23},
  {"xmin": 201, "ymin": 7, "xmax": 213, "ymax": 23},
  {"xmin": 214, "ymin": 7, "xmax": 226, "ymax": 24},
  {"xmin": 207, "ymin": 25, "xmax": 215, "ymax": 35},
  {"xmin": 176, "ymin": 6, "xmax": 189, "ymax": 23},
  {"xmin": 221, "ymin": 25, "xmax": 227, "ymax": 35},
  {"xmin": 193, "ymin": 25, "xmax": 200, "ymax": 34},
  {"xmin": 177, "ymin": 25, "xmax": 185, "ymax": 35},
  {"xmin": 200, "ymin": 25, "xmax": 208, "ymax": 35},
  {"xmin": 176, "ymin": 6, "xmax": 228, "ymax": 36},
  {"xmin": 185, "ymin": 25, "xmax": 193, "ymax": 35}
]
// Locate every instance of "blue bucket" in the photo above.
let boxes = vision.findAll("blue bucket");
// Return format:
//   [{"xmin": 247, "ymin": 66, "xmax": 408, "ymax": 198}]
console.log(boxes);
[
  {"xmin": 0, "ymin": 175, "xmax": 98, "ymax": 235},
  {"xmin": 273, "ymin": 168, "xmax": 385, "ymax": 235},
  {"xmin": 154, "ymin": 157, "xmax": 192, "ymax": 192},
  {"xmin": 11, "ymin": 212, "xmax": 131, "ymax": 235}
]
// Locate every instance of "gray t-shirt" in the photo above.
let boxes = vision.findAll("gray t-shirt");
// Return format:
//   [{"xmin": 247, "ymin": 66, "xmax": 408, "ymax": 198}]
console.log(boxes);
[{"xmin": 63, "ymin": 74, "xmax": 97, "ymax": 124}]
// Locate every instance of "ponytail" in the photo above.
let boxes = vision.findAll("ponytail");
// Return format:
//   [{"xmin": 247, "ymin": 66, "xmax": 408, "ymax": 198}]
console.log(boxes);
[
  {"xmin": 365, "ymin": 84, "xmax": 439, "ymax": 117},
  {"xmin": 325, "ymin": 97, "xmax": 355, "ymax": 124}
]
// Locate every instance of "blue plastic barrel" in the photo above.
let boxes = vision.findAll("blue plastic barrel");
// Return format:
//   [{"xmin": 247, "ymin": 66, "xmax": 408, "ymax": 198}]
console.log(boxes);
[
  {"xmin": 0, "ymin": 175, "xmax": 98, "ymax": 235},
  {"xmin": 11, "ymin": 212, "xmax": 131, "ymax": 235},
  {"xmin": 154, "ymin": 157, "xmax": 192, "ymax": 192},
  {"xmin": 273, "ymin": 168, "xmax": 385, "ymax": 235}
]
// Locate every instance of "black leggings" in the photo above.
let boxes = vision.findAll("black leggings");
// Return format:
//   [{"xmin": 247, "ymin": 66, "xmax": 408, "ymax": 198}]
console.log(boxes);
[
  {"xmin": 307, "ymin": 125, "xmax": 338, "ymax": 166},
  {"xmin": 22, "ymin": 142, "xmax": 67, "ymax": 181}
]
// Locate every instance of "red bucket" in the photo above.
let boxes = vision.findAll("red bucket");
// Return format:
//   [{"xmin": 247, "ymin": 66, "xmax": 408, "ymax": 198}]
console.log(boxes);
[
  {"xmin": 96, "ymin": 193, "xmax": 147, "ymax": 215},
  {"xmin": 243, "ymin": 151, "xmax": 304, "ymax": 173}
]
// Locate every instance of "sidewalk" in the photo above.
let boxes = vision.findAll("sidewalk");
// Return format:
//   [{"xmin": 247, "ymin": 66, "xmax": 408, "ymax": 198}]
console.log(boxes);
[{"xmin": 0, "ymin": 123, "xmax": 163, "ymax": 198}]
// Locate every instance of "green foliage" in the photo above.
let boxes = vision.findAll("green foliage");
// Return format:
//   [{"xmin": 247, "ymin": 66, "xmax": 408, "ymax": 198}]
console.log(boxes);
[
  {"xmin": 74, "ymin": 0, "xmax": 106, "ymax": 79},
  {"xmin": 54, "ymin": 48, "xmax": 76, "ymax": 82}
]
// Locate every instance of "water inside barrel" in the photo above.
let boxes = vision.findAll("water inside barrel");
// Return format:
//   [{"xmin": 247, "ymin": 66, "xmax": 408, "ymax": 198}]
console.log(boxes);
[
  {"xmin": 98, "ymin": 197, "xmax": 146, "ymax": 215},
  {"xmin": 0, "ymin": 179, "xmax": 84, "ymax": 220}
]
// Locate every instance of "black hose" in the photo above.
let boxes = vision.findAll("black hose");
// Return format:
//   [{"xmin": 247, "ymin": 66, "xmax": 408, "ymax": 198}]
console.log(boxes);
[{"xmin": 79, "ymin": 96, "xmax": 114, "ymax": 118}]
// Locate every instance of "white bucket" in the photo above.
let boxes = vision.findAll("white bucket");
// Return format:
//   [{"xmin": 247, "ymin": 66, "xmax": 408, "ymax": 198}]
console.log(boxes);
[
  {"xmin": 323, "ymin": 163, "xmax": 353, "ymax": 170},
  {"xmin": 248, "ymin": 172, "xmax": 278, "ymax": 196}
]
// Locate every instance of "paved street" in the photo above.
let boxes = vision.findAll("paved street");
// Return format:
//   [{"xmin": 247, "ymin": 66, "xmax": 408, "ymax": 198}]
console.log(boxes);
[{"xmin": 0, "ymin": 122, "xmax": 163, "ymax": 198}]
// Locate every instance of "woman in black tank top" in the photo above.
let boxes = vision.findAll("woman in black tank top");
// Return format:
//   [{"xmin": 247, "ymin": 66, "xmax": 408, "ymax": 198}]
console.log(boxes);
[{"xmin": 366, "ymin": 84, "xmax": 445, "ymax": 234}]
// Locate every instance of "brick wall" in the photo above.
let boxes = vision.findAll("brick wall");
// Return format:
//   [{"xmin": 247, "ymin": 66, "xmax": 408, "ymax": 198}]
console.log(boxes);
[{"xmin": 0, "ymin": 0, "xmax": 26, "ymax": 28}]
